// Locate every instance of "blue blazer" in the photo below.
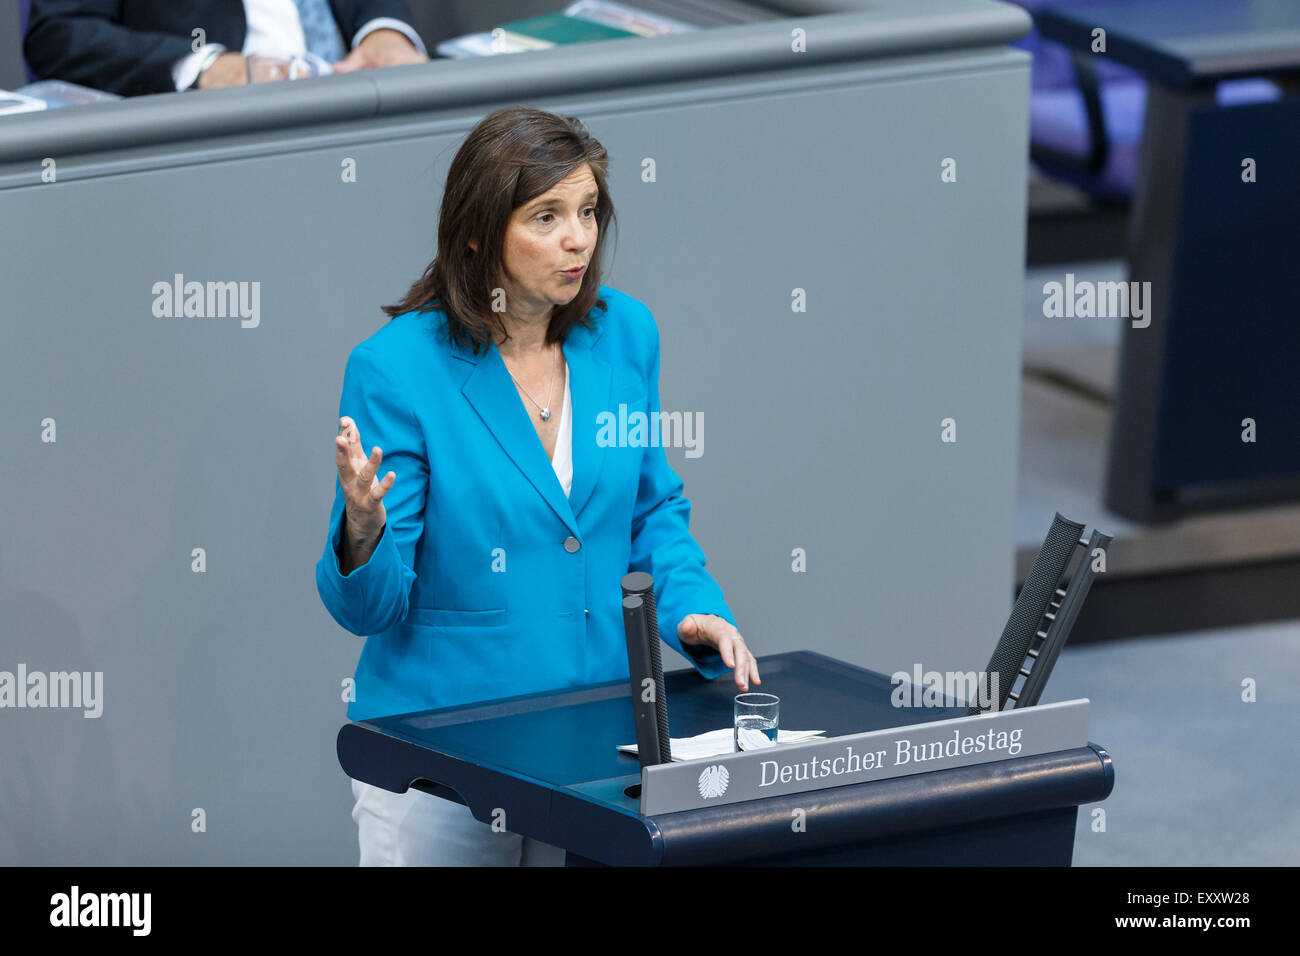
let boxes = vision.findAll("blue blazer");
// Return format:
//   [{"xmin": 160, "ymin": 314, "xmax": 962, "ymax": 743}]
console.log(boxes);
[{"xmin": 316, "ymin": 285, "xmax": 736, "ymax": 722}]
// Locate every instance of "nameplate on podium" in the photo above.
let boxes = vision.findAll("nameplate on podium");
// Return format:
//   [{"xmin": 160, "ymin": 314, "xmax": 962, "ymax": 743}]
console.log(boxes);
[{"xmin": 639, "ymin": 698, "xmax": 1089, "ymax": 815}]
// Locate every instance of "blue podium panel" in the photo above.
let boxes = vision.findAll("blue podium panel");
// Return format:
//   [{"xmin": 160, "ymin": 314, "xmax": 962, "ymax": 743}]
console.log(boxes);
[{"xmin": 337, "ymin": 651, "xmax": 1115, "ymax": 866}]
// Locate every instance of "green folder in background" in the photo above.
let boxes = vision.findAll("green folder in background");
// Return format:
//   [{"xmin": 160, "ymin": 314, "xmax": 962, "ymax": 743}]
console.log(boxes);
[{"xmin": 496, "ymin": 13, "xmax": 642, "ymax": 49}]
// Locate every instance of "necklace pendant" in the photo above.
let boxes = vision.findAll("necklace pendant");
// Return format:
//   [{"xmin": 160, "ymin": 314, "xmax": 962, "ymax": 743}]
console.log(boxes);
[{"xmin": 540, "ymin": 408, "xmax": 551, "ymax": 421}]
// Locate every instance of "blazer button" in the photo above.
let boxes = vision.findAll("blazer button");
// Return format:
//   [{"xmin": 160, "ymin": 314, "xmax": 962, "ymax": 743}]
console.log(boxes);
[
  {"xmin": 563, "ymin": 536, "xmax": 581, "ymax": 553},
  {"xmin": 584, "ymin": 608, "xmax": 590, "ymax": 616}
]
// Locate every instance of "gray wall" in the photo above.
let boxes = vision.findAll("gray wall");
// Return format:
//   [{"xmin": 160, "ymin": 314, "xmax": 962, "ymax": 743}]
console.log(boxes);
[{"xmin": 0, "ymin": 4, "xmax": 1030, "ymax": 864}]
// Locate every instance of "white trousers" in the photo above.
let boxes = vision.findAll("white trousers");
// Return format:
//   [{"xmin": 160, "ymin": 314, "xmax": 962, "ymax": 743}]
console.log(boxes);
[{"xmin": 350, "ymin": 778, "xmax": 568, "ymax": 866}]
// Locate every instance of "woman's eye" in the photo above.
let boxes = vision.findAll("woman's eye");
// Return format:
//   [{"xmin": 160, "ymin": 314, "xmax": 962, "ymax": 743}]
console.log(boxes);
[{"xmin": 537, "ymin": 208, "xmax": 596, "ymax": 224}]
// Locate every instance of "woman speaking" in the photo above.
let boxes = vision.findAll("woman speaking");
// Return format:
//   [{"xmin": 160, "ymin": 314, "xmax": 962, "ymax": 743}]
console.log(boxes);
[{"xmin": 316, "ymin": 107, "xmax": 759, "ymax": 865}]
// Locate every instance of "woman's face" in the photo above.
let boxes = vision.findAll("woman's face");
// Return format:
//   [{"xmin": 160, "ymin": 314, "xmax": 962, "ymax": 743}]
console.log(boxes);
[{"xmin": 495, "ymin": 163, "xmax": 598, "ymax": 320}]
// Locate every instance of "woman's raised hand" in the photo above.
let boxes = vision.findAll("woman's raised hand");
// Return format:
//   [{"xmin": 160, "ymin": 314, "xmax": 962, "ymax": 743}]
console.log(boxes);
[{"xmin": 336, "ymin": 416, "xmax": 395, "ymax": 539}]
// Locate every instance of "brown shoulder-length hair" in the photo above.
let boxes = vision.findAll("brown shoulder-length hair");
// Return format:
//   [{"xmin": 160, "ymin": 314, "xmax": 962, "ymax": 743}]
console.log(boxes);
[{"xmin": 382, "ymin": 107, "xmax": 617, "ymax": 355}]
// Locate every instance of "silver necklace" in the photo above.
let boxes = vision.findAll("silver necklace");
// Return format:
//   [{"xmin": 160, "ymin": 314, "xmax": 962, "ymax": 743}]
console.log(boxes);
[{"xmin": 503, "ymin": 342, "xmax": 557, "ymax": 421}]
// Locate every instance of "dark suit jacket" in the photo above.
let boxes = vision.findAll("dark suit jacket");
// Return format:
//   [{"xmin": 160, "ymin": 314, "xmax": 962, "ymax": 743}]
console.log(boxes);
[{"xmin": 25, "ymin": 0, "xmax": 418, "ymax": 96}]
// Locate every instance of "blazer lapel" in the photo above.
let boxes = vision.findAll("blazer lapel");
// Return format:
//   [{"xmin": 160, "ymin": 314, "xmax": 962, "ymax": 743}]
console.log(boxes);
[
  {"xmin": 456, "ymin": 318, "xmax": 609, "ymax": 538},
  {"xmin": 563, "ymin": 324, "xmax": 609, "ymax": 520}
]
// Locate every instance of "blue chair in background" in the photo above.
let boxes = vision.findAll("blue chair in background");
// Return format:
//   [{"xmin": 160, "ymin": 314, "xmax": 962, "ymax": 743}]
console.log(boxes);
[{"xmin": 1011, "ymin": 0, "xmax": 1281, "ymax": 202}]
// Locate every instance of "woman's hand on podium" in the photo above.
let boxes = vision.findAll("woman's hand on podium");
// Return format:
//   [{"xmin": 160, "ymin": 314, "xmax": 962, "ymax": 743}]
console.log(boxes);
[{"xmin": 679, "ymin": 614, "xmax": 761, "ymax": 692}]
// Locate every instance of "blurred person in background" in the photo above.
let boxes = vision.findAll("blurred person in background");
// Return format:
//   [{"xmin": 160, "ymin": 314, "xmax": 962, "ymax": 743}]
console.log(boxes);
[{"xmin": 24, "ymin": 0, "xmax": 429, "ymax": 96}]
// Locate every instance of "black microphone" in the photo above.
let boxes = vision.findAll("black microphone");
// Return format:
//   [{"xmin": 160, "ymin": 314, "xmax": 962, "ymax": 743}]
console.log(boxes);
[{"xmin": 621, "ymin": 571, "xmax": 672, "ymax": 766}]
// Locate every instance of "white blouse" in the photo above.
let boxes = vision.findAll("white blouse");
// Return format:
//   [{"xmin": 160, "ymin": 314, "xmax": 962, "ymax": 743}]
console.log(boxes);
[{"xmin": 550, "ymin": 361, "xmax": 573, "ymax": 498}]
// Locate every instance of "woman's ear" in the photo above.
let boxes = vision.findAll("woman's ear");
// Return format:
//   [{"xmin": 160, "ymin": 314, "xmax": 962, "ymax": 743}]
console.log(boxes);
[{"xmin": 468, "ymin": 239, "xmax": 478, "ymax": 253}]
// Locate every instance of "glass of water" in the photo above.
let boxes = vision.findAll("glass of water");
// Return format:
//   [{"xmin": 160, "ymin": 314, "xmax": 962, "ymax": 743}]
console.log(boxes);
[
  {"xmin": 246, "ymin": 53, "xmax": 326, "ymax": 83},
  {"xmin": 246, "ymin": 55, "xmax": 292, "ymax": 83},
  {"xmin": 734, "ymin": 693, "xmax": 779, "ymax": 751}
]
